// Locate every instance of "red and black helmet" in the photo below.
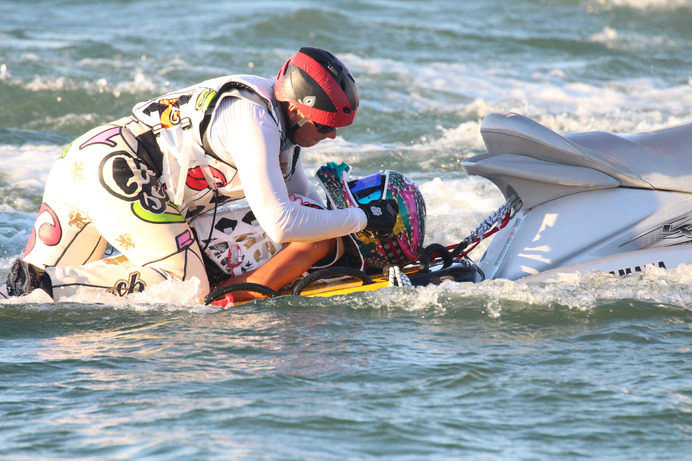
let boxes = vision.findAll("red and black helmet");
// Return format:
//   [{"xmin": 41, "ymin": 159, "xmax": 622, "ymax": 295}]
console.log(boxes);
[{"xmin": 275, "ymin": 46, "xmax": 359, "ymax": 128}]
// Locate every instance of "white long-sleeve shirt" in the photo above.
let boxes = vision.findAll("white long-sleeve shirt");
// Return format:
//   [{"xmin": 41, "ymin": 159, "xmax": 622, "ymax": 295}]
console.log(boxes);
[{"xmin": 206, "ymin": 95, "xmax": 367, "ymax": 243}]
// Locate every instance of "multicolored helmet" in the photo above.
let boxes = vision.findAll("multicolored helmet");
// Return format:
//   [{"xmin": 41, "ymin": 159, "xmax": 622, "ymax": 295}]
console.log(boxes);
[
  {"xmin": 316, "ymin": 162, "xmax": 426, "ymax": 272},
  {"xmin": 275, "ymin": 46, "xmax": 359, "ymax": 128}
]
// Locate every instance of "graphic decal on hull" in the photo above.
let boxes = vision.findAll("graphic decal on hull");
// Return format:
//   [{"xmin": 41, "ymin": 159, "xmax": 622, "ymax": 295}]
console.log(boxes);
[
  {"xmin": 622, "ymin": 213, "xmax": 692, "ymax": 249},
  {"xmin": 610, "ymin": 261, "xmax": 666, "ymax": 277},
  {"xmin": 661, "ymin": 222, "xmax": 692, "ymax": 239}
]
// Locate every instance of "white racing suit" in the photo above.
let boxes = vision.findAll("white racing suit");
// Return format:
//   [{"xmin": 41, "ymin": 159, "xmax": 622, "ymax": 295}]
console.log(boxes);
[{"xmin": 21, "ymin": 75, "xmax": 365, "ymax": 301}]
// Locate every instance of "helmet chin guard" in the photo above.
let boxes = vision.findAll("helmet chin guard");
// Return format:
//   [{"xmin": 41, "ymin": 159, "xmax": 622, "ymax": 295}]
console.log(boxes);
[{"xmin": 316, "ymin": 162, "xmax": 426, "ymax": 272}]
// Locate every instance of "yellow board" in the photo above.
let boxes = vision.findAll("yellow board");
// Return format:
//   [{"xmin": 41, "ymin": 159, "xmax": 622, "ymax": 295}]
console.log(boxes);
[
  {"xmin": 282, "ymin": 266, "xmax": 423, "ymax": 298},
  {"xmin": 209, "ymin": 265, "xmax": 432, "ymax": 306},
  {"xmin": 296, "ymin": 277, "xmax": 391, "ymax": 298}
]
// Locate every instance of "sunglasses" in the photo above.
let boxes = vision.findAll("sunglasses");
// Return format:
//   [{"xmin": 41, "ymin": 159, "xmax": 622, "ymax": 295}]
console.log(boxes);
[{"xmin": 312, "ymin": 121, "xmax": 337, "ymax": 134}]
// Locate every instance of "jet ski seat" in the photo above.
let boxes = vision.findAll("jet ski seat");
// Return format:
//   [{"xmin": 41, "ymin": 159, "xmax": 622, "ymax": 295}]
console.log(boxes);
[{"xmin": 477, "ymin": 112, "xmax": 692, "ymax": 194}]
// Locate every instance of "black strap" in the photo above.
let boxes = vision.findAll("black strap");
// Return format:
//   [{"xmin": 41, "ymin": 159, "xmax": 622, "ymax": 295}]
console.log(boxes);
[
  {"xmin": 204, "ymin": 282, "xmax": 278, "ymax": 305},
  {"xmin": 291, "ymin": 266, "xmax": 373, "ymax": 296},
  {"xmin": 419, "ymin": 243, "xmax": 454, "ymax": 272},
  {"xmin": 199, "ymin": 190, "xmax": 219, "ymax": 253},
  {"xmin": 289, "ymin": 146, "xmax": 300, "ymax": 178}
]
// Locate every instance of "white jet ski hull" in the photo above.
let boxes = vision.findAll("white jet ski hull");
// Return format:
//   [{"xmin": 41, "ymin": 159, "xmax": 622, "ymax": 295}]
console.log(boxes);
[{"xmin": 462, "ymin": 112, "xmax": 692, "ymax": 281}]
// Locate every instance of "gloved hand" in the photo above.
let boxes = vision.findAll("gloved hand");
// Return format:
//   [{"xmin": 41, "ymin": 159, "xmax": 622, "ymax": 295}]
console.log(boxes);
[{"xmin": 360, "ymin": 198, "xmax": 399, "ymax": 235}]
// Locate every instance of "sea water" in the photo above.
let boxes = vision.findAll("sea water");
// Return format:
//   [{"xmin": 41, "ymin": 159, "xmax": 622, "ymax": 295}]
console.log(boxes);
[{"xmin": 1, "ymin": 0, "xmax": 691, "ymax": 459}]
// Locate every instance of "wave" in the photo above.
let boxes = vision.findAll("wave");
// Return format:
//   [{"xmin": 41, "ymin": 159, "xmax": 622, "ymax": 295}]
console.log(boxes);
[
  {"xmin": 322, "ymin": 263, "xmax": 692, "ymax": 320},
  {"xmin": 588, "ymin": 0, "xmax": 692, "ymax": 10},
  {"xmin": 4, "ymin": 263, "xmax": 691, "ymax": 318}
]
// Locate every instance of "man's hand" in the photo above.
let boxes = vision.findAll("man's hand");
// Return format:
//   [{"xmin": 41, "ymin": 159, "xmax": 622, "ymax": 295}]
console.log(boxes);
[{"xmin": 360, "ymin": 199, "xmax": 399, "ymax": 235}]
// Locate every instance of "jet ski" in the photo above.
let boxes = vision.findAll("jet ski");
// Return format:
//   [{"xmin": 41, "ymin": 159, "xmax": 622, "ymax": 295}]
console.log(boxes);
[{"xmin": 460, "ymin": 112, "xmax": 692, "ymax": 282}]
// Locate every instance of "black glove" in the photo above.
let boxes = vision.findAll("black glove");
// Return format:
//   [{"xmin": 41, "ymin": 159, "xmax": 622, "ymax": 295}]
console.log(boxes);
[{"xmin": 360, "ymin": 199, "xmax": 399, "ymax": 235}]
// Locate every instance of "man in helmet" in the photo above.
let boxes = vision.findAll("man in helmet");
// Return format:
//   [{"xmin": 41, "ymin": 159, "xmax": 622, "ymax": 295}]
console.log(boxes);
[{"xmin": 6, "ymin": 46, "xmax": 399, "ymax": 302}]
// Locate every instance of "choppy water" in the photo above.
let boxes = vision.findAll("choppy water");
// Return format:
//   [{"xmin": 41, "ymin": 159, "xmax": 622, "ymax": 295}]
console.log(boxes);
[{"xmin": 1, "ymin": 0, "xmax": 691, "ymax": 459}]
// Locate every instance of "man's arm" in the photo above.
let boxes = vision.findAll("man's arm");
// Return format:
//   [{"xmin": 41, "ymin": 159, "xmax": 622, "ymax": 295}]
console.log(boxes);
[{"xmin": 207, "ymin": 96, "xmax": 366, "ymax": 243}]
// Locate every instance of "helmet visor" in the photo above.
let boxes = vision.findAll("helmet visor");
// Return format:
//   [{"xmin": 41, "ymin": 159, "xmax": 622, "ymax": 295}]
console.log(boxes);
[{"xmin": 348, "ymin": 173, "xmax": 384, "ymax": 205}]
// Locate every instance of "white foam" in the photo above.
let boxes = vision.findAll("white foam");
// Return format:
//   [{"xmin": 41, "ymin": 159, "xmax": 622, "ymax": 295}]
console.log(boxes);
[
  {"xmin": 300, "ymin": 136, "xmax": 386, "ymax": 167},
  {"xmin": 0, "ymin": 227, "xmax": 33, "ymax": 258},
  {"xmin": 0, "ymin": 144, "xmax": 57, "ymax": 191},
  {"xmin": 355, "ymin": 262, "xmax": 692, "ymax": 317},
  {"xmin": 4, "ymin": 258, "xmax": 691, "ymax": 314},
  {"xmin": 433, "ymin": 263, "xmax": 692, "ymax": 315},
  {"xmin": 12, "ymin": 278, "xmax": 218, "ymax": 312},
  {"xmin": 591, "ymin": 0, "xmax": 692, "ymax": 9},
  {"xmin": 113, "ymin": 70, "xmax": 163, "ymax": 95},
  {"xmin": 467, "ymin": 77, "xmax": 692, "ymax": 133},
  {"xmin": 347, "ymin": 51, "xmax": 692, "ymax": 137},
  {"xmin": 9, "ymin": 68, "xmax": 166, "ymax": 97},
  {"xmin": 419, "ymin": 176, "xmax": 504, "ymax": 247}
]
